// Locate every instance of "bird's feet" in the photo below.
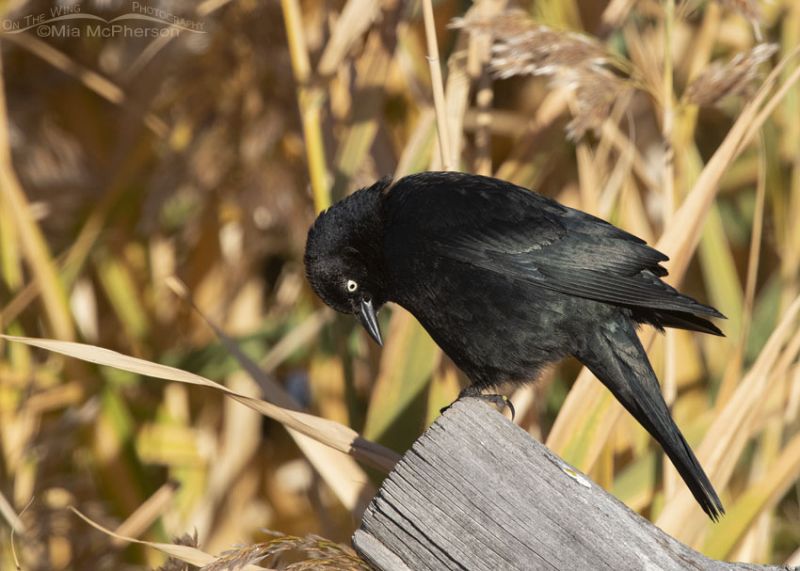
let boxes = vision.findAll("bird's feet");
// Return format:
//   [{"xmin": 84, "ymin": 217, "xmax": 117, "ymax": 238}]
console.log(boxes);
[{"xmin": 441, "ymin": 388, "xmax": 516, "ymax": 421}]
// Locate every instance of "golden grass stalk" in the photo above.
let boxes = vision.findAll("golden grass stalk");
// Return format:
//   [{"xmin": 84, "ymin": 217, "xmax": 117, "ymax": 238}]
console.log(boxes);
[
  {"xmin": 422, "ymin": 0, "xmax": 454, "ymax": 170},
  {"xmin": 0, "ymin": 334, "xmax": 401, "ymax": 473},
  {"xmin": 317, "ymin": 0, "xmax": 382, "ymax": 77},
  {"xmin": 281, "ymin": 0, "xmax": 330, "ymax": 212}
]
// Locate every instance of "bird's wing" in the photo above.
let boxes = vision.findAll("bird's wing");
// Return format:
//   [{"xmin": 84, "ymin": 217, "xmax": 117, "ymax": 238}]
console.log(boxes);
[{"xmin": 387, "ymin": 173, "xmax": 721, "ymax": 318}]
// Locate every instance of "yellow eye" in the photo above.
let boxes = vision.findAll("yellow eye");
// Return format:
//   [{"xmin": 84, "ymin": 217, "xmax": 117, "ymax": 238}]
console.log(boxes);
[{"xmin": 346, "ymin": 279, "xmax": 358, "ymax": 292}]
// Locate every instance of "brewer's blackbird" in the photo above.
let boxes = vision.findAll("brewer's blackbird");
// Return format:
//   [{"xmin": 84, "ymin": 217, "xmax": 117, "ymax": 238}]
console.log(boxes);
[{"xmin": 304, "ymin": 171, "xmax": 725, "ymax": 519}]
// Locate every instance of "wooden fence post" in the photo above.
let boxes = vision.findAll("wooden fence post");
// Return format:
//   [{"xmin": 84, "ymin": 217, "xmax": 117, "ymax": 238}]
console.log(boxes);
[{"xmin": 353, "ymin": 398, "xmax": 796, "ymax": 571}]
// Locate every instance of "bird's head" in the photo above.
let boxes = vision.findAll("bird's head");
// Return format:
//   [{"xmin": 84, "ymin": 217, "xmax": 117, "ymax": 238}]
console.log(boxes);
[{"xmin": 304, "ymin": 179, "xmax": 391, "ymax": 346}]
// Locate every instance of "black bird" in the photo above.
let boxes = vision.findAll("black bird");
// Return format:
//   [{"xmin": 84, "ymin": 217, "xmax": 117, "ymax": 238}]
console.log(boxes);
[{"xmin": 304, "ymin": 171, "xmax": 725, "ymax": 520}]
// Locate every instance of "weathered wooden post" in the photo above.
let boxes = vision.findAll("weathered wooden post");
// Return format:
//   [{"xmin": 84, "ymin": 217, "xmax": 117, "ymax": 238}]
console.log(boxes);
[{"xmin": 353, "ymin": 398, "xmax": 795, "ymax": 571}]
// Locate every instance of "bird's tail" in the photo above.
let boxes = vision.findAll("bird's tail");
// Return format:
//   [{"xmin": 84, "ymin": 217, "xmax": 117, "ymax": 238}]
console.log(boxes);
[{"xmin": 574, "ymin": 319, "xmax": 724, "ymax": 520}]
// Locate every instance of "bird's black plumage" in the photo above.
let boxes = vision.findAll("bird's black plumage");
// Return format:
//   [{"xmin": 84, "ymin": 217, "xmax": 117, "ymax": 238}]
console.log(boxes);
[{"xmin": 304, "ymin": 171, "xmax": 725, "ymax": 519}]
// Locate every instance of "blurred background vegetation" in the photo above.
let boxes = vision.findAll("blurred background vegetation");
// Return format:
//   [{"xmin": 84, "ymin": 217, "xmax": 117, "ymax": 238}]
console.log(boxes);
[{"xmin": 0, "ymin": 0, "xmax": 799, "ymax": 568}]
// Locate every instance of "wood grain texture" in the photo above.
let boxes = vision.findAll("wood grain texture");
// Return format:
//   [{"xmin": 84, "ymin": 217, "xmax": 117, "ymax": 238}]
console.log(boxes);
[{"xmin": 353, "ymin": 398, "xmax": 796, "ymax": 571}]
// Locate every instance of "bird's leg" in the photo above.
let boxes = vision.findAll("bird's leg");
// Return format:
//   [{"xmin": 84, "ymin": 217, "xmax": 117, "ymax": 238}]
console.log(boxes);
[{"xmin": 440, "ymin": 386, "xmax": 515, "ymax": 421}]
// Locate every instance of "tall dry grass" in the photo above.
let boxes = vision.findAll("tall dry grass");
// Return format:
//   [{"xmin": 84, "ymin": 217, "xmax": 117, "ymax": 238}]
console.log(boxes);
[{"xmin": 0, "ymin": 0, "xmax": 799, "ymax": 568}]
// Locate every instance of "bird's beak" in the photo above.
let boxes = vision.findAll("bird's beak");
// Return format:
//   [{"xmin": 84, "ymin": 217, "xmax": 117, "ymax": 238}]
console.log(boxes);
[{"xmin": 358, "ymin": 298, "xmax": 383, "ymax": 346}]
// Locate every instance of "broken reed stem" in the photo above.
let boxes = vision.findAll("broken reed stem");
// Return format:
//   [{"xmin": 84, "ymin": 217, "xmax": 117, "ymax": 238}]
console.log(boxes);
[
  {"xmin": 422, "ymin": 0, "xmax": 454, "ymax": 171},
  {"xmin": 281, "ymin": 0, "xmax": 331, "ymax": 212}
]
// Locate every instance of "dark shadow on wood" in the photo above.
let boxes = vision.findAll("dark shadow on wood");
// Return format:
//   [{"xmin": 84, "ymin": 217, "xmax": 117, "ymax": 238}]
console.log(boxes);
[{"xmin": 353, "ymin": 398, "xmax": 797, "ymax": 571}]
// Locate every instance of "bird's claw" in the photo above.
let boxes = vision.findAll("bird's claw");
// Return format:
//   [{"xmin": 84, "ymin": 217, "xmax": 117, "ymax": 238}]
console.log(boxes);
[
  {"xmin": 481, "ymin": 394, "xmax": 516, "ymax": 421},
  {"xmin": 441, "ymin": 392, "xmax": 515, "ymax": 421}
]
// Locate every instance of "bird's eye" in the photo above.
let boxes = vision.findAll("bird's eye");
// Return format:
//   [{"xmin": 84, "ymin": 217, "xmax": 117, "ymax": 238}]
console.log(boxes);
[{"xmin": 346, "ymin": 279, "xmax": 358, "ymax": 293}]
